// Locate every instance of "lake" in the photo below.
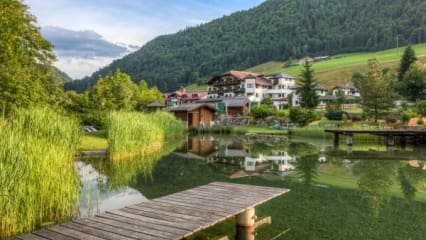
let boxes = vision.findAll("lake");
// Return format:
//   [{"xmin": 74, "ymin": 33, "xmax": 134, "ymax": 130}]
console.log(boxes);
[{"xmin": 78, "ymin": 134, "xmax": 426, "ymax": 240}]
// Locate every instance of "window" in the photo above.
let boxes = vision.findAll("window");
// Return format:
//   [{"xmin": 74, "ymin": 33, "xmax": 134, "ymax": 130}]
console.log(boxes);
[{"xmin": 247, "ymin": 83, "xmax": 254, "ymax": 88}]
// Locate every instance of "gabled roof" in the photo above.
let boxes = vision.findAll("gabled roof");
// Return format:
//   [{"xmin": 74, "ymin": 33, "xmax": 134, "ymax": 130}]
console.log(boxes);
[
  {"xmin": 147, "ymin": 101, "xmax": 165, "ymax": 107},
  {"xmin": 168, "ymin": 103, "xmax": 217, "ymax": 112},
  {"xmin": 223, "ymin": 97, "xmax": 250, "ymax": 107},
  {"xmin": 267, "ymin": 72, "xmax": 295, "ymax": 79},
  {"xmin": 291, "ymin": 84, "xmax": 327, "ymax": 90},
  {"xmin": 207, "ymin": 70, "xmax": 259, "ymax": 84},
  {"xmin": 255, "ymin": 77, "xmax": 273, "ymax": 86},
  {"xmin": 332, "ymin": 83, "xmax": 356, "ymax": 90}
]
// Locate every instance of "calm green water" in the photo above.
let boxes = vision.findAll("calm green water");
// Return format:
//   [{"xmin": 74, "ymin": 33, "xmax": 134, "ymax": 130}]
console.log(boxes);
[{"xmin": 78, "ymin": 134, "xmax": 426, "ymax": 240}]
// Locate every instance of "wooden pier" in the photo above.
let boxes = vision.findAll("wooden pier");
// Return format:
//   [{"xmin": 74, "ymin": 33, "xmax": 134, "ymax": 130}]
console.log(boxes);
[
  {"xmin": 325, "ymin": 128, "xmax": 426, "ymax": 147},
  {"xmin": 13, "ymin": 182, "xmax": 289, "ymax": 240}
]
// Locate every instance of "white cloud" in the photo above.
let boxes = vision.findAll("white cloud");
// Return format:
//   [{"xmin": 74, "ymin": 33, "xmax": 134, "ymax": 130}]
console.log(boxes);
[{"xmin": 54, "ymin": 56, "xmax": 119, "ymax": 79}]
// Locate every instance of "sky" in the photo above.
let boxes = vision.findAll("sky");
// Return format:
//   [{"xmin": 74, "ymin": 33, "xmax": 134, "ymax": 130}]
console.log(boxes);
[{"xmin": 24, "ymin": 0, "xmax": 264, "ymax": 79}]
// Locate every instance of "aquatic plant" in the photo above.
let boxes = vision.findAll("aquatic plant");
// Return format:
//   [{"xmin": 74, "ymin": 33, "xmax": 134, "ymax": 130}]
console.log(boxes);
[
  {"xmin": 106, "ymin": 111, "xmax": 184, "ymax": 161},
  {"xmin": 0, "ymin": 107, "xmax": 80, "ymax": 238}
]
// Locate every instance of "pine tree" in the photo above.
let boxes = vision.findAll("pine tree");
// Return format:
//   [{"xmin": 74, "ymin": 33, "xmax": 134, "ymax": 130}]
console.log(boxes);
[
  {"xmin": 398, "ymin": 46, "xmax": 417, "ymax": 82},
  {"xmin": 297, "ymin": 61, "xmax": 319, "ymax": 109}
]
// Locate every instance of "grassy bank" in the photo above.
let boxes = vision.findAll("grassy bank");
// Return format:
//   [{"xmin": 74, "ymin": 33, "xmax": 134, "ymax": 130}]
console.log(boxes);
[
  {"xmin": 107, "ymin": 111, "xmax": 184, "ymax": 161},
  {"xmin": 79, "ymin": 130, "xmax": 108, "ymax": 150},
  {"xmin": 0, "ymin": 108, "xmax": 80, "ymax": 238}
]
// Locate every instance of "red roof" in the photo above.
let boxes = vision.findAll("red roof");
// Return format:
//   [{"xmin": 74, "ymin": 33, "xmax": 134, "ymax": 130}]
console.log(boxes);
[
  {"xmin": 182, "ymin": 91, "xmax": 208, "ymax": 100},
  {"xmin": 207, "ymin": 70, "xmax": 260, "ymax": 84},
  {"xmin": 255, "ymin": 76, "xmax": 272, "ymax": 86}
]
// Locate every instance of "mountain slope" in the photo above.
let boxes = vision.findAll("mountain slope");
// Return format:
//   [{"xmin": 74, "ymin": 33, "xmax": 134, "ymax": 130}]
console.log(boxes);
[{"xmin": 65, "ymin": 0, "xmax": 426, "ymax": 92}]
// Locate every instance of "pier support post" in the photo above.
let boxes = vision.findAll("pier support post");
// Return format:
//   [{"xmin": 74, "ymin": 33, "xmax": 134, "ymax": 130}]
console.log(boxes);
[
  {"xmin": 387, "ymin": 135, "xmax": 395, "ymax": 147},
  {"xmin": 236, "ymin": 207, "xmax": 256, "ymax": 240},
  {"xmin": 334, "ymin": 133, "xmax": 340, "ymax": 147},
  {"xmin": 346, "ymin": 134, "xmax": 353, "ymax": 146},
  {"xmin": 400, "ymin": 136, "xmax": 407, "ymax": 149},
  {"xmin": 236, "ymin": 207, "xmax": 256, "ymax": 227}
]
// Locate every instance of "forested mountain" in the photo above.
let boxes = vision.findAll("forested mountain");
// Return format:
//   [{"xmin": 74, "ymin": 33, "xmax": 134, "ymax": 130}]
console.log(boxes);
[{"xmin": 65, "ymin": 0, "xmax": 426, "ymax": 92}]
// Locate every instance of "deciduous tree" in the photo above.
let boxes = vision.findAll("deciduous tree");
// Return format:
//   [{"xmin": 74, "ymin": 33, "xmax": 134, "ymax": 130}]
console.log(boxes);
[
  {"xmin": 401, "ymin": 61, "xmax": 426, "ymax": 101},
  {"xmin": 0, "ymin": 0, "xmax": 60, "ymax": 112},
  {"xmin": 352, "ymin": 58, "xmax": 393, "ymax": 123}
]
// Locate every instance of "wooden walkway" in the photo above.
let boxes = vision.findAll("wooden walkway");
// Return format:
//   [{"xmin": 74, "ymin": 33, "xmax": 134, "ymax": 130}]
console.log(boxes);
[{"xmin": 13, "ymin": 182, "xmax": 289, "ymax": 240}]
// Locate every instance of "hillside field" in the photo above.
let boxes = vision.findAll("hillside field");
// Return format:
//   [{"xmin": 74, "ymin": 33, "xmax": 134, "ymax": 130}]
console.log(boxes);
[
  {"xmin": 186, "ymin": 43, "xmax": 426, "ymax": 92},
  {"xmin": 247, "ymin": 43, "xmax": 426, "ymax": 87}
]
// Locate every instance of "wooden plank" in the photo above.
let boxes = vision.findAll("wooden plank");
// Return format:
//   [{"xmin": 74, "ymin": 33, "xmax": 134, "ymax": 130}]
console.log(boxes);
[
  {"xmin": 158, "ymin": 195, "xmax": 245, "ymax": 213},
  {"xmin": 137, "ymin": 201, "xmax": 229, "ymax": 219},
  {"xmin": 73, "ymin": 218, "xmax": 163, "ymax": 240},
  {"xmin": 32, "ymin": 229, "xmax": 76, "ymax": 240},
  {"xmin": 107, "ymin": 209, "xmax": 195, "ymax": 232},
  {"xmin": 209, "ymin": 182, "xmax": 285, "ymax": 194},
  {"xmin": 15, "ymin": 234, "xmax": 49, "ymax": 240},
  {"xmin": 64, "ymin": 222, "xmax": 134, "ymax": 240},
  {"xmin": 98, "ymin": 212, "xmax": 189, "ymax": 237},
  {"xmin": 158, "ymin": 193, "xmax": 246, "ymax": 209},
  {"xmin": 163, "ymin": 191, "xmax": 259, "ymax": 207},
  {"xmin": 14, "ymin": 182, "xmax": 289, "ymax": 240},
  {"xmin": 175, "ymin": 188, "xmax": 270, "ymax": 204},
  {"xmin": 153, "ymin": 198, "xmax": 238, "ymax": 215},
  {"xmin": 125, "ymin": 205, "xmax": 210, "ymax": 223},
  {"xmin": 86, "ymin": 216, "xmax": 181, "ymax": 240},
  {"xmin": 118, "ymin": 208, "xmax": 201, "ymax": 228},
  {"xmin": 48, "ymin": 225, "xmax": 106, "ymax": 240}
]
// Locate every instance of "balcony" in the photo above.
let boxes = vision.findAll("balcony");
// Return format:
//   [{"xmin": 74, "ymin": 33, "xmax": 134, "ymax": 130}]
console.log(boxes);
[
  {"xmin": 210, "ymin": 79, "xmax": 241, "ymax": 86},
  {"xmin": 209, "ymin": 88, "xmax": 245, "ymax": 94}
]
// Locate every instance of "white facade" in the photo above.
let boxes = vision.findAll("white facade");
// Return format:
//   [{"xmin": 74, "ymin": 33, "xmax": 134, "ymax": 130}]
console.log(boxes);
[
  {"xmin": 332, "ymin": 84, "xmax": 360, "ymax": 97},
  {"xmin": 291, "ymin": 86, "xmax": 327, "ymax": 107}
]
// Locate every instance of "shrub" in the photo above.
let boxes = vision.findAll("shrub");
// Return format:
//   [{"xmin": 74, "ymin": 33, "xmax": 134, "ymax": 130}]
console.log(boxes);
[
  {"xmin": 250, "ymin": 105, "xmax": 275, "ymax": 119},
  {"xmin": 417, "ymin": 118, "xmax": 424, "ymax": 125},
  {"xmin": 276, "ymin": 110, "xmax": 289, "ymax": 118},
  {"xmin": 400, "ymin": 112, "xmax": 411, "ymax": 123},
  {"xmin": 325, "ymin": 111, "xmax": 349, "ymax": 121},
  {"xmin": 289, "ymin": 108, "xmax": 320, "ymax": 126}
]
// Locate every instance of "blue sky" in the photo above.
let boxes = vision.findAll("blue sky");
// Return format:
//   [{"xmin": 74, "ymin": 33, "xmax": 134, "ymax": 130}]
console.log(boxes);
[
  {"xmin": 24, "ymin": 0, "xmax": 264, "ymax": 78},
  {"xmin": 25, "ymin": 0, "xmax": 264, "ymax": 46}
]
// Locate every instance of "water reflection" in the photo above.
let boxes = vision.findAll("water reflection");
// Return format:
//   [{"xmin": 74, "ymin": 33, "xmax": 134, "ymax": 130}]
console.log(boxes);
[
  {"xmin": 76, "ymin": 137, "xmax": 184, "ymax": 217},
  {"xmin": 75, "ymin": 136, "xmax": 426, "ymax": 239},
  {"xmin": 176, "ymin": 135, "xmax": 426, "ymax": 216},
  {"xmin": 76, "ymin": 161, "xmax": 147, "ymax": 217}
]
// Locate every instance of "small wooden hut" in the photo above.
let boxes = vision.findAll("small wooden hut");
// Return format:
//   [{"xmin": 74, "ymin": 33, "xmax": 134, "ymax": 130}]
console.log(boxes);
[
  {"xmin": 169, "ymin": 103, "xmax": 217, "ymax": 127},
  {"xmin": 147, "ymin": 101, "xmax": 165, "ymax": 111}
]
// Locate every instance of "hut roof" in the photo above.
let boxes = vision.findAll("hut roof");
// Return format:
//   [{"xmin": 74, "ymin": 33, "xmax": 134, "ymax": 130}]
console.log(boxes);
[
  {"xmin": 223, "ymin": 97, "xmax": 249, "ymax": 107},
  {"xmin": 168, "ymin": 103, "xmax": 217, "ymax": 112},
  {"xmin": 148, "ymin": 101, "xmax": 165, "ymax": 108}
]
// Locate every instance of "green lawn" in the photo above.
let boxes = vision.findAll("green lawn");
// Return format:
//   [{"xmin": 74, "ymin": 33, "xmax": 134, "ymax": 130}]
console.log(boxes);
[
  {"xmin": 233, "ymin": 125, "xmax": 288, "ymax": 135},
  {"xmin": 79, "ymin": 130, "xmax": 108, "ymax": 150}
]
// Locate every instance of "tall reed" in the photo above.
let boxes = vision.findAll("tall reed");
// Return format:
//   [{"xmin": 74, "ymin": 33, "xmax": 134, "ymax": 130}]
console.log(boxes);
[
  {"xmin": 107, "ymin": 111, "xmax": 184, "ymax": 161},
  {"xmin": 0, "ymin": 107, "xmax": 80, "ymax": 238}
]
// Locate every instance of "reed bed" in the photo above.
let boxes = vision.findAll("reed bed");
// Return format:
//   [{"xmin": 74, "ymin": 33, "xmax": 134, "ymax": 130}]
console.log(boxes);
[
  {"xmin": 107, "ymin": 111, "xmax": 184, "ymax": 161},
  {"xmin": 0, "ymin": 107, "xmax": 80, "ymax": 239}
]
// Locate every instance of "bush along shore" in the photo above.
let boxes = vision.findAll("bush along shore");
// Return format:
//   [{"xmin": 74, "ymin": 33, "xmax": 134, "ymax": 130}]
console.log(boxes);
[
  {"xmin": 106, "ymin": 111, "xmax": 184, "ymax": 161},
  {"xmin": 0, "ymin": 107, "xmax": 80, "ymax": 238}
]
